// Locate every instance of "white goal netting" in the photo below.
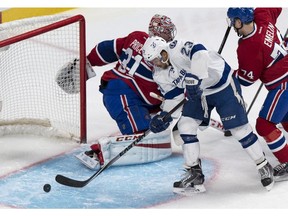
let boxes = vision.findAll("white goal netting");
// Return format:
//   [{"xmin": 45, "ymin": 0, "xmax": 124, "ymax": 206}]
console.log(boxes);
[{"xmin": 0, "ymin": 14, "xmax": 86, "ymax": 142}]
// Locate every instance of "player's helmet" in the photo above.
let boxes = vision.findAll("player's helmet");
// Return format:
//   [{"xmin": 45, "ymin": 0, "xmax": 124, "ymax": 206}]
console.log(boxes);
[
  {"xmin": 148, "ymin": 14, "xmax": 176, "ymax": 42},
  {"xmin": 227, "ymin": 8, "xmax": 254, "ymax": 26},
  {"xmin": 142, "ymin": 36, "xmax": 168, "ymax": 62}
]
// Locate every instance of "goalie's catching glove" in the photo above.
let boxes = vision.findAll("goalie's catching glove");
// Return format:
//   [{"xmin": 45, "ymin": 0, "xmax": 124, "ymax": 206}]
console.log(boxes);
[
  {"xmin": 56, "ymin": 58, "xmax": 96, "ymax": 94},
  {"xmin": 150, "ymin": 111, "xmax": 173, "ymax": 133}
]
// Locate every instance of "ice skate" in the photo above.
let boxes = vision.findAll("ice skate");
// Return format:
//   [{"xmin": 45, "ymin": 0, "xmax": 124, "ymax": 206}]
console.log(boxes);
[
  {"xmin": 75, "ymin": 143, "xmax": 104, "ymax": 170},
  {"xmin": 173, "ymin": 162, "xmax": 205, "ymax": 196},
  {"xmin": 257, "ymin": 160, "xmax": 274, "ymax": 191},
  {"xmin": 273, "ymin": 162, "xmax": 288, "ymax": 182}
]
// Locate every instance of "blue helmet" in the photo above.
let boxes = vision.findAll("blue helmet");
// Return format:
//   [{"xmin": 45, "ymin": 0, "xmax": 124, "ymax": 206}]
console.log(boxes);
[{"xmin": 227, "ymin": 8, "xmax": 254, "ymax": 24}]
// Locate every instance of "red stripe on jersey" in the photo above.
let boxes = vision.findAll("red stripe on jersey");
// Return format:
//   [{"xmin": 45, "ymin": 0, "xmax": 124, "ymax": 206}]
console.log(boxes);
[
  {"xmin": 120, "ymin": 94, "xmax": 138, "ymax": 133},
  {"xmin": 267, "ymin": 89, "xmax": 284, "ymax": 121}
]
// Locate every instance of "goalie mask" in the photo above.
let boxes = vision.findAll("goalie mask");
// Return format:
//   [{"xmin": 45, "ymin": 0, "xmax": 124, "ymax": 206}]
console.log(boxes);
[{"xmin": 148, "ymin": 14, "xmax": 176, "ymax": 42}]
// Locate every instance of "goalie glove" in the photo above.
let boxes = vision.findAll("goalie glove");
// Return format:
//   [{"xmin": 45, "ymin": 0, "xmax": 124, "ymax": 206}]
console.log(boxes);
[{"xmin": 55, "ymin": 58, "xmax": 96, "ymax": 94}]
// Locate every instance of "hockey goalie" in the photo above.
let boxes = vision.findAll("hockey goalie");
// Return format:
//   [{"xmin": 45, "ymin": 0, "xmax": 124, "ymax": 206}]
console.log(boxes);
[
  {"xmin": 55, "ymin": 15, "xmax": 181, "ymax": 169},
  {"xmin": 56, "ymin": 57, "xmax": 173, "ymax": 169}
]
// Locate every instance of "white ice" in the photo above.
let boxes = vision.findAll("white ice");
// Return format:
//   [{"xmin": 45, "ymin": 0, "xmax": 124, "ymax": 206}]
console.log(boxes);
[{"xmin": 1, "ymin": 7, "xmax": 288, "ymax": 214}]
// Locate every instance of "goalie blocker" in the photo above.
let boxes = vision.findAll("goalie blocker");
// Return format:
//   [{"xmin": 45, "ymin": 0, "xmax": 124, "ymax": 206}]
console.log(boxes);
[{"xmin": 75, "ymin": 129, "xmax": 172, "ymax": 169}]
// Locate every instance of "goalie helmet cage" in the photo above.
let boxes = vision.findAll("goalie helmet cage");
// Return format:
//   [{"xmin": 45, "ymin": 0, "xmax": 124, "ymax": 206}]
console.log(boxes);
[{"xmin": 0, "ymin": 14, "xmax": 87, "ymax": 143}]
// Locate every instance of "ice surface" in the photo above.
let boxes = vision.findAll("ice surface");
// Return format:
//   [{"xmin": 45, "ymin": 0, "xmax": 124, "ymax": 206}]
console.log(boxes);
[{"xmin": 0, "ymin": 7, "xmax": 288, "ymax": 214}]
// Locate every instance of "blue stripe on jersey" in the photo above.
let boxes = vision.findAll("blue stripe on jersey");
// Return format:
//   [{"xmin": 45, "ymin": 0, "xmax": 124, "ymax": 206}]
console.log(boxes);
[
  {"xmin": 189, "ymin": 44, "xmax": 207, "ymax": 60},
  {"xmin": 98, "ymin": 40, "xmax": 118, "ymax": 63},
  {"xmin": 164, "ymin": 87, "xmax": 184, "ymax": 99},
  {"xmin": 207, "ymin": 62, "xmax": 232, "ymax": 89}
]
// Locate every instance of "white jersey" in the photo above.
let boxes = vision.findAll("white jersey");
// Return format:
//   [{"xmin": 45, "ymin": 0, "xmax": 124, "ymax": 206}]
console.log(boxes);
[{"xmin": 153, "ymin": 39, "xmax": 233, "ymax": 97}]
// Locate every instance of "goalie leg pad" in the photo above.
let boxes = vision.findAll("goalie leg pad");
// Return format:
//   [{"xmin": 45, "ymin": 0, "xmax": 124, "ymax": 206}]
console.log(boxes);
[
  {"xmin": 108, "ymin": 130, "xmax": 172, "ymax": 166},
  {"xmin": 75, "ymin": 152, "xmax": 100, "ymax": 170},
  {"xmin": 75, "ymin": 130, "xmax": 172, "ymax": 169}
]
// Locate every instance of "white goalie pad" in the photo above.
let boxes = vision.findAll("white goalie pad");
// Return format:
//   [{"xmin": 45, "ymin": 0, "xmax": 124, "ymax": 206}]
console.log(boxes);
[
  {"xmin": 76, "ymin": 129, "xmax": 172, "ymax": 169},
  {"xmin": 108, "ymin": 130, "xmax": 172, "ymax": 166},
  {"xmin": 75, "ymin": 152, "xmax": 100, "ymax": 169}
]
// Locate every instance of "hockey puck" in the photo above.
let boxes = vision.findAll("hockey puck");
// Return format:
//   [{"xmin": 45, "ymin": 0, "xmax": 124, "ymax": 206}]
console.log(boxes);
[{"xmin": 43, "ymin": 184, "xmax": 51, "ymax": 193}]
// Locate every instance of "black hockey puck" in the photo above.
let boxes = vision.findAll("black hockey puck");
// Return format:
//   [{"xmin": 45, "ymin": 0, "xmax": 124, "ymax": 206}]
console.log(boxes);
[{"xmin": 43, "ymin": 184, "xmax": 51, "ymax": 193}]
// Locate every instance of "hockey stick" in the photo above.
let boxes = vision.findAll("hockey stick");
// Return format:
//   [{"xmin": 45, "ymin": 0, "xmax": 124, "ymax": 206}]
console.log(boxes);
[
  {"xmin": 246, "ymin": 82, "xmax": 263, "ymax": 115},
  {"xmin": 149, "ymin": 92, "xmax": 225, "ymax": 132},
  {"xmin": 219, "ymin": 26, "xmax": 232, "ymax": 136},
  {"xmin": 55, "ymin": 98, "xmax": 187, "ymax": 188},
  {"xmin": 218, "ymin": 26, "xmax": 231, "ymax": 54}
]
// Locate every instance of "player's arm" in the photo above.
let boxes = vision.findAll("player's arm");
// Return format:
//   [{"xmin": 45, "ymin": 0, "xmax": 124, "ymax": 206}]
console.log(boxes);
[
  {"xmin": 235, "ymin": 44, "xmax": 262, "ymax": 86},
  {"xmin": 254, "ymin": 8, "xmax": 282, "ymax": 25},
  {"xmin": 87, "ymin": 37, "xmax": 125, "ymax": 66},
  {"xmin": 55, "ymin": 35, "xmax": 128, "ymax": 94},
  {"xmin": 149, "ymin": 72, "xmax": 184, "ymax": 133}
]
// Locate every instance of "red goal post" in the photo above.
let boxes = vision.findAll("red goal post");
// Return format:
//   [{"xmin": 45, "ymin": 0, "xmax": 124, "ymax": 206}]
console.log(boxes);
[{"xmin": 0, "ymin": 14, "xmax": 87, "ymax": 143}]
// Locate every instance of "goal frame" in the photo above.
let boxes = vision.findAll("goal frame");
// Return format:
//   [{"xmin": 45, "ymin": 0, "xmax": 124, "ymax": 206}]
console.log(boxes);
[{"xmin": 0, "ymin": 14, "xmax": 87, "ymax": 143}]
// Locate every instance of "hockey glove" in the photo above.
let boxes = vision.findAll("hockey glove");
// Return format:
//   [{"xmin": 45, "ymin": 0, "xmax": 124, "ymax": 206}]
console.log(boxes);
[
  {"xmin": 150, "ymin": 111, "xmax": 173, "ymax": 133},
  {"xmin": 185, "ymin": 74, "xmax": 203, "ymax": 101},
  {"xmin": 56, "ymin": 58, "xmax": 96, "ymax": 94}
]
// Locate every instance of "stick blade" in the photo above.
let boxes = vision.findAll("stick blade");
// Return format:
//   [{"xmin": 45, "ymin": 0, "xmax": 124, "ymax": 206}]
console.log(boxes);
[{"xmin": 55, "ymin": 174, "xmax": 88, "ymax": 188}]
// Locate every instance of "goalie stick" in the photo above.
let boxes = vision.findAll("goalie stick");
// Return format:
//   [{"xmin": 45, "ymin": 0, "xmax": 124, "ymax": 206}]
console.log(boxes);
[
  {"xmin": 149, "ymin": 92, "xmax": 225, "ymax": 133},
  {"xmin": 55, "ymin": 98, "xmax": 187, "ymax": 188}
]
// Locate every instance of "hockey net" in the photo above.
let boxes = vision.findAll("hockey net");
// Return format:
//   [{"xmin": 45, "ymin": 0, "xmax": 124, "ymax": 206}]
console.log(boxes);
[{"xmin": 0, "ymin": 14, "xmax": 87, "ymax": 143}]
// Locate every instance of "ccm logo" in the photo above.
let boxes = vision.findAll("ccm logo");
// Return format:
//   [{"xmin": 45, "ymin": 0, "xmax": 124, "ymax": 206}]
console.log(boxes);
[
  {"xmin": 116, "ymin": 135, "xmax": 142, "ymax": 142},
  {"xmin": 221, "ymin": 115, "xmax": 236, "ymax": 121}
]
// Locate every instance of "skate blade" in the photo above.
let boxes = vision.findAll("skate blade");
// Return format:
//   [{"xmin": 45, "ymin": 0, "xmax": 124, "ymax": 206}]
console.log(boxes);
[
  {"xmin": 264, "ymin": 180, "xmax": 275, "ymax": 191},
  {"xmin": 74, "ymin": 152, "xmax": 99, "ymax": 170},
  {"xmin": 173, "ymin": 184, "xmax": 206, "ymax": 196},
  {"xmin": 274, "ymin": 174, "xmax": 288, "ymax": 182}
]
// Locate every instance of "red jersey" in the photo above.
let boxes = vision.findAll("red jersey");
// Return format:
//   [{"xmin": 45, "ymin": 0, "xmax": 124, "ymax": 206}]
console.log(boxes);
[
  {"xmin": 236, "ymin": 8, "xmax": 288, "ymax": 90},
  {"xmin": 87, "ymin": 31, "xmax": 161, "ymax": 106}
]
